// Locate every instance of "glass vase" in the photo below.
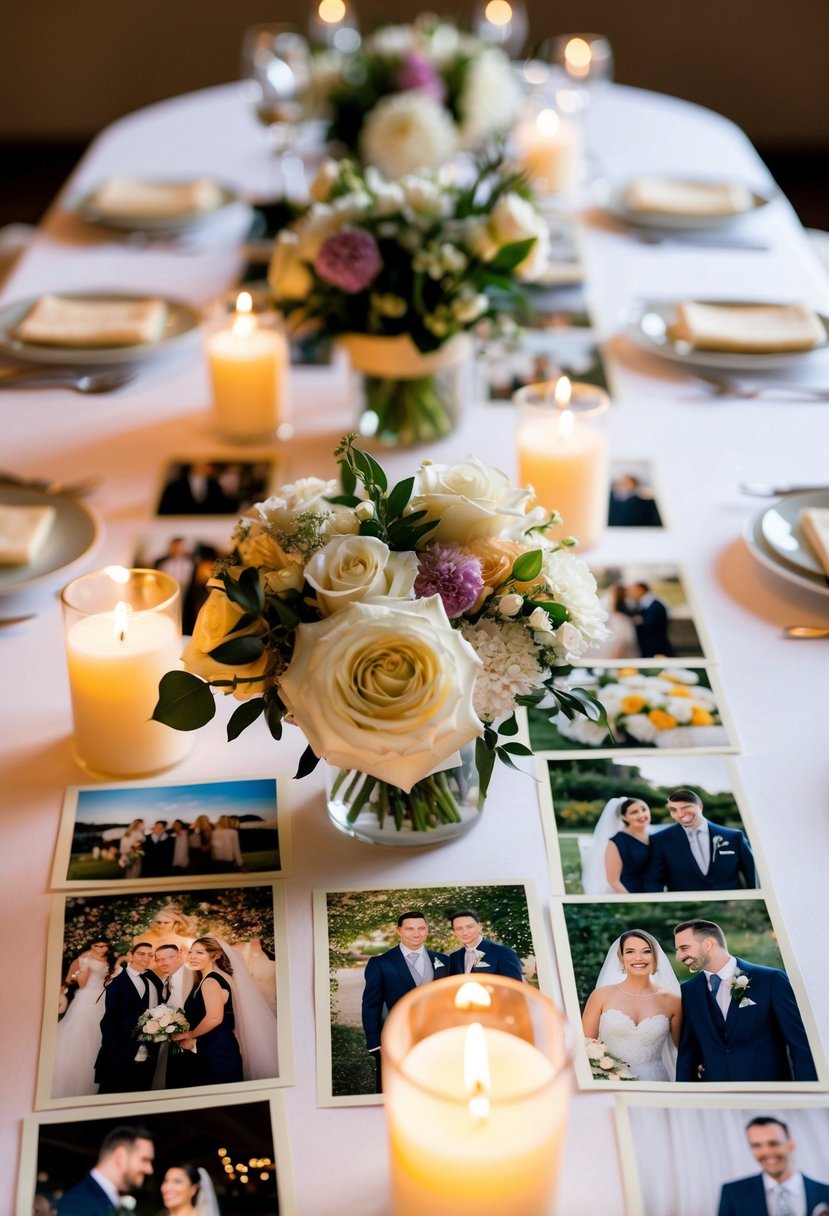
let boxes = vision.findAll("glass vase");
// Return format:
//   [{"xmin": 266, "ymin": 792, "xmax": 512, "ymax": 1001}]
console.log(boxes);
[{"xmin": 325, "ymin": 742, "xmax": 482, "ymax": 847}]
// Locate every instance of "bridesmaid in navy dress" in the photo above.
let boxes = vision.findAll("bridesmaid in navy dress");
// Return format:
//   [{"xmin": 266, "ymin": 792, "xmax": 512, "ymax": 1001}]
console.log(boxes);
[
  {"xmin": 174, "ymin": 936, "xmax": 243, "ymax": 1085},
  {"xmin": 606, "ymin": 798, "xmax": 652, "ymax": 893}
]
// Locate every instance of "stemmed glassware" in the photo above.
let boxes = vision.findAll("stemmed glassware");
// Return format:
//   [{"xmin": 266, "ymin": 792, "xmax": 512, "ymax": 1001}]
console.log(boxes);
[
  {"xmin": 240, "ymin": 23, "xmax": 314, "ymax": 197},
  {"xmin": 470, "ymin": 0, "xmax": 529, "ymax": 58}
]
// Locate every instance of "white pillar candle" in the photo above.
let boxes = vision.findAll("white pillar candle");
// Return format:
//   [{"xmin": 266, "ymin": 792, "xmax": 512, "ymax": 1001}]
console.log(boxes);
[
  {"xmin": 516, "ymin": 108, "xmax": 582, "ymax": 195},
  {"xmin": 207, "ymin": 292, "xmax": 289, "ymax": 442}
]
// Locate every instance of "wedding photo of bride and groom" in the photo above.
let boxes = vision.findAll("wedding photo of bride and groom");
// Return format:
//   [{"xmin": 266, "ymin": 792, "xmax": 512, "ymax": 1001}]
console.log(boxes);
[{"xmin": 41, "ymin": 888, "xmax": 285, "ymax": 1106}]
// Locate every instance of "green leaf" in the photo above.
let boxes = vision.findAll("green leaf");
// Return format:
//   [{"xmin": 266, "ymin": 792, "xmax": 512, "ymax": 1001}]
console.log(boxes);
[
  {"xmin": 326, "ymin": 493, "xmax": 360, "ymax": 507},
  {"xmin": 475, "ymin": 736, "xmax": 497, "ymax": 809},
  {"xmin": 264, "ymin": 700, "xmax": 284, "ymax": 740},
  {"xmin": 358, "ymin": 519, "xmax": 385, "ymax": 539},
  {"xmin": 386, "ymin": 476, "xmax": 415, "ymax": 519},
  {"xmin": 338, "ymin": 460, "xmax": 357, "ymax": 497},
  {"xmin": 209, "ymin": 635, "xmax": 265, "ymax": 664},
  {"xmin": 227, "ymin": 698, "xmax": 265, "ymax": 741},
  {"xmin": 488, "ymin": 237, "xmax": 536, "ymax": 273},
  {"xmin": 152, "ymin": 671, "xmax": 215, "ymax": 730},
  {"xmin": 295, "ymin": 744, "xmax": 320, "ymax": 779},
  {"xmin": 499, "ymin": 741, "xmax": 534, "ymax": 756},
  {"xmin": 495, "ymin": 746, "xmax": 530, "ymax": 773},
  {"xmin": 511, "ymin": 549, "xmax": 543, "ymax": 582},
  {"xmin": 497, "ymin": 713, "xmax": 519, "ymax": 736},
  {"xmin": 527, "ymin": 599, "xmax": 568, "ymax": 625},
  {"xmin": 270, "ymin": 598, "xmax": 301, "ymax": 629},
  {"xmin": 223, "ymin": 567, "xmax": 264, "ymax": 615}
]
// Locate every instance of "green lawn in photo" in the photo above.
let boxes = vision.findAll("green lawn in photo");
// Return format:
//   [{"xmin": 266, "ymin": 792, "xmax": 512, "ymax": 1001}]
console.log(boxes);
[
  {"xmin": 67, "ymin": 846, "xmax": 280, "ymax": 881},
  {"xmin": 331, "ymin": 1024, "xmax": 376, "ymax": 1097},
  {"xmin": 558, "ymin": 834, "xmax": 583, "ymax": 894}
]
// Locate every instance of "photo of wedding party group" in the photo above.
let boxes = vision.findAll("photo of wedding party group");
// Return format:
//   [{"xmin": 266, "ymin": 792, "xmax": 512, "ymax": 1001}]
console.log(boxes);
[
  {"xmin": 589, "ymin": 562, "xmax": 710, "ymax": 663},
  {"xmin": 617, "ymin": 1096, "xmax": 829, "ymax": 1216},
  {"xmin": 38, "ymin": 884, "xmax": 290, "ymax": 1108},
  {"xmin": 132, "ymin": 530, "xmax": 232, "ymax": 636},
  {"xmin": 154, "ymin": 459, "xmax": 276, "ymax": 519},
  {"xmin": 539, "ymin": 755, "xmax": 760, "ymax": 896},
  {"xmin": 53, "ymin": 777, "xmax": 285, "ymax": 889},
  {"xmin": 480, "ymin": 324, "xmax": 609, "ymax": 400},
  {"xmin": 21, "ymin": 1094, "xmax": 289, "ymax": 1216},
  {"xmin": 553, "ymin": 898, "xmax": 825, "ymax": 1091},
  {"xmin": 314, "ymin": 882, "xmax": 548, "ymax": 1105}
]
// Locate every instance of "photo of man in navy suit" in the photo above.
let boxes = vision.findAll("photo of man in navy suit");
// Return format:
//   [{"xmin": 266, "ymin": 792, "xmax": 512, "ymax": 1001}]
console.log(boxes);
[
  {"xmin": 361, "ymin": 910, "xmax": 449, "ymax": 1091},
  {"xmin": 57, "ymin": 1124, "xmax": 154, "ymax": 1216},
  {"xmin": 718, "ymin": 1116, "xmax": 829, "ymax": 1216},
  {"xmin": 447, "ymin": 908, "xmax": 524, "ymax": 982},
  {"xmin": 674, "ymin": 919, "xmax": 817, "ymax": 1083},
  {"xmin": 95, "ymin": 942, "xmax": 163, "ymax": 1094},
  {"xmin": 645, "ymin": 789, "xmax": 756, "ymax": 892},
  {"xmin": 626, "ymin": 580, "xmax": 674, "ymax": 657}
]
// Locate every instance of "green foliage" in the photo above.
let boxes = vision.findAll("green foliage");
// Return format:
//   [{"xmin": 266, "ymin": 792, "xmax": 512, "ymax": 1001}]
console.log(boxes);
[
  {"xmin": 152, "ymin": 671, "xmax": 215, "ymax": 731},
  {"xmin": 331, "ymin": 1024, "xmax": 377, "ymax": 1097}
]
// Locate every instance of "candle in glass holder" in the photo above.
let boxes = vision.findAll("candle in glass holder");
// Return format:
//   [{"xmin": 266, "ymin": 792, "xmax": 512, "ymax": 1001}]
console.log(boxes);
[
  {"xmin": 515, "ymin": 376, "xmax": 610, "ymax": 550},
  {"xmin": 309, "ymin": 0, "xmax": 360, "ymax": 51},
  {"xmin": 206, "ymin": 292, "xmax": 289, "ymax": 442},
  {"xmin": 516, "ymin": 107, "xmax": 582, "ymax": 195},
  {"xmin": 61, "ymin": 567, "xmax": 192, "ymax": 778},
  {"xmin": 382, "ymin": 976, "xmax": 571, "ymax": 1216}
]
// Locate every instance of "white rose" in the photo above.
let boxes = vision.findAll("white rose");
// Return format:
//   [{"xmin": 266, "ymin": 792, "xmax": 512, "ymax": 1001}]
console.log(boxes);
[
  {"xmin": 182, "ymin": 590, "xmax": 273, "ymax": 701},
  {"xmin": 304, "ymin": 535, "xmax": 418, "ymax": 616},
  {"xmin": 244, "ymin": 479, "xmax": 337, "ymax": 533},
  {"xmin": 322, "ymin": 507, "xmax": 361, "ymax": 537},
  {"xmin": 528, "ymin": 606, "xmax": 554, "ymax": 633},
  {"xmin": 497, "ymin": 593, "xmax": 524, "ymax": 617},
  {"xmin": 458, "ymin": 48, "xmax": 522, "ymax": 147},
  {"xmin": 585, "ymin": 1039, "xmax": 605, "ymax": 1061},
  {"xmin": 235, "ymin": 532, "xmax": 306, "ymax": 593},
  {"xmin": 278, "ymin": 597, "xmax": 483, "ymax": 791},
  {"xmin": 598, "ymin": 1055, "xmax": 615, "ymax": 1070},
  {"xmin": 268, "ymin": 231, "xmax": 312, "ymax": 300},
  {"xmin": 409, "ymin": 456, "xmax": 535, "ymax": 545},
  {"xmin": 361, "ymin": 91, "xmax": 458, "ymax": 179},
  {"xmin": 156, "ymin": 1011, "xmax": 172, "ymax": 1027},
  {"xmin": 483, "ymin": 192, "xmax": 551, "ymax": 281},
  {"xmin": 143, "ymin": 1019, "xmax": 160, "ymax": 1035}
]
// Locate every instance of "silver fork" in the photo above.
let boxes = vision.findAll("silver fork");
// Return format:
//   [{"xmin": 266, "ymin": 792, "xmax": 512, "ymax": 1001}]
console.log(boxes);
[
  {"xmin": 0, "ymin": 366, "xmax": 135, "ymax": 393},
  {"xmin": 689, "ymin": 370, "xmax": 829, "ymax": 401}
]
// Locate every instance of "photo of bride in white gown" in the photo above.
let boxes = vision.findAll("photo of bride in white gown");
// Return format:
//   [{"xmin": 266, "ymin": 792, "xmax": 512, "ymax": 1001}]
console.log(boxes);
[
  {"xmin": 581, "ymin": 928, "xmax": 682, "ymax": 1081},
  {"xmin": 52, "ymin": 939, "xmax": 112, "ymax": 1098}
]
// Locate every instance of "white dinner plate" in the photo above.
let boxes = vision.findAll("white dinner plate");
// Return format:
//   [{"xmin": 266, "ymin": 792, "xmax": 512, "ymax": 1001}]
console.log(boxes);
[
  {"xmin": 624, "ymin": 299, "xmax": 829, "ymax": 371},
  {"xmin": 599, "ymin": 177, "xmax": 773, "ymax": 231},
  {"xmin": 0, "ymin": 291, "xmax": 202, "ymax": 366},
  {"xmin": 75, "ymin": 181, "xmax": 239, "ymax": 234},
  {"xmin": 758, "ymin": 489, "xmax": 829, "ymax": 577},
  {"xmin": 0, "ymin": 487, "xmax": 101, "ymax": 596},
  {"xmin": 744, "ymin": 502, "xmax": 829, "ymax": 599}
]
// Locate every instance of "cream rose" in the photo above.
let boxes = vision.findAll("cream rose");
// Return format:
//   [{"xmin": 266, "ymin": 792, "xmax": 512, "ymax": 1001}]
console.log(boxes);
[
  {"xmin": 236, "ymin": 532, "xmax": 305, "ymax": 593},
  {"xmin": 182, "ymin": 589, "xmax": 273, "ymax": 701},
  {"xmin": 268, "ymin": 230, "xmax": 313, "ymax": 300},
  {"xmin": 470, "ymin": 192, "xmax": 550, "ymax": 282},
  {"xmin": 144, "ymin": 1020, "xmax": 160, "ymax": 1035},
  {"xmin": 304, "ymin": 535, "xmax": 418, "ymax": 616},
  {"xmin": 409, "ymin": 457, "xmax": 535, "ymax": 545},
  {"xmin": 278, "ymin": 597, "xmax": 482, "ymax": 791}
]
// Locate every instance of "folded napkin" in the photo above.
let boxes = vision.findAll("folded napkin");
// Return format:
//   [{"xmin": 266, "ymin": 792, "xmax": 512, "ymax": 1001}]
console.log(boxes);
[
  {"xmin": 91, "ymin": 176, "xmax": 223, "ymax": 219},
  {"xmin": 622, "ymin": 178, "xmax": 754, "ymax": 216},
  {"xmin": 0, "ymin": 503, "xmax": 56, "ymax": 564},
  {"xmin": 800, "ymin": 508, "xmax": 829, "ymax": 575},
  {"xmin": 16, "ymin": 295, "xmax": 168, "ymax": 347},
  {"xmin": 669, "ymin": 302, "xmax": 826, "ymax": 353}
]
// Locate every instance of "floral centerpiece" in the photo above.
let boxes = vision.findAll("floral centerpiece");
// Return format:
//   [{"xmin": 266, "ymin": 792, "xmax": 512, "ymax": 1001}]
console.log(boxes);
[
  {"xmin": 584, "ymin": 1037, "xmax": 635, "ymax": 1081},
  {"xmin": 310, "ymin": 16, "xmax": 522, "ymax": 178},
  {"xmin": 153, "ymin": 438, "xmax": 608, "ymax": 842},
  {"xmin": 269, "ymin": 154, "xmax": 550, "ymax": 445}
]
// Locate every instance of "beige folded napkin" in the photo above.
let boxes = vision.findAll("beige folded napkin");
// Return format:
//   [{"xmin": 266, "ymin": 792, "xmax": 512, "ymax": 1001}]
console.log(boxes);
[
  {"xmin": 91, "ymin": 176, "xmax": 223, "ymax": 219},
  {"xmin": 800, "ymin": 508, "xmax": 829, "ymax": 575},
  {"xmin": 0, "ymin": 503, "xmax": 56, "ymax": 564},
  {"xmin": 16, "ymin": 295, "xmax": 168, "ymax": 347},
  {"xmin": 668, "ymin": 302, "xmax": 826, "ymax": 353},
  {"xmin": 622, "ymin": 178, "xmax": 754, "ymax": 216}
]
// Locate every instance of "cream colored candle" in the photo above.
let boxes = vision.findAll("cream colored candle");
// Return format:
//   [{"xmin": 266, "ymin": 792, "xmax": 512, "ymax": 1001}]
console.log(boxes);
[
  {"xmin": 516, "ymin": 108, "xmax": 581, "ymax": 195},
  {"xmin": 516, "ymin": 377, "xmax": 609, "ymax": 550},
  {"xmin": 207, "ymin": 292, "xmax": 288, "ymax": 442}
]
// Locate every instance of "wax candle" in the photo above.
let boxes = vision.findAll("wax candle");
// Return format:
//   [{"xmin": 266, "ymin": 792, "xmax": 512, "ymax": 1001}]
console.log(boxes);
[
  {"xmin": 62, "ymin": 568, "xmax": 192, "ymax": 777},
  {"xmin": 516, "ymin": 376, "xmax": 610, "ymax": 550},
  {"xmin": 207, "ymin": 292, "xmax": 288, "ymax": 442},
  {"xmin": 516, "ymin": 108, "xmax": 582, "ymax": 195}
]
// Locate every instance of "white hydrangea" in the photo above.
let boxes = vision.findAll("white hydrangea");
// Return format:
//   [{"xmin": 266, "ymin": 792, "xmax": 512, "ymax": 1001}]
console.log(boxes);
[
  {"xmin": 541, "ymin": 548, "xmax": 609, "ymax": 648},
  {"xmin": 361, "ymin": 91, "xmax": 459, "ymax": 179},
  {"xmin": 459, "ymin": 618, "xmax": 543, "ymax": 722},
  {"xmin": 458, "ymin": 48, "xmax": 523, "ymax": 148}
]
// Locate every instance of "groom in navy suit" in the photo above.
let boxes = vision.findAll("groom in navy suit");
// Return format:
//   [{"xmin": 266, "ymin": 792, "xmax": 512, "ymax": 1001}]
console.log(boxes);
[
  {"xmin": 645, "ymin": 789, "xmax": 756, "ymax": 892},
  {"xmin": 361, "ymin": 911, "xmax": 449, "ymax": 1090},
  {"xmin": 718, "ymin": 1116, "xmax": 829, "ymax": 1216},
  {"xmin": 95, "ymin": 942, "xmax": 163, "ymax": 1094},
  {"xmin": 626, "ymin": 581, "xmax": 674, "ymax": 657},
  {"xmin": 447, "ymin": 909, "xmax": 524, "ymax": 982},
  {"xmin": 674, "ymin": 920, "xmax": 817, "ymax": 1082},
  {"xmin": 57, "ymin": 1125, "xmax": 154, "ymax": 1215}
]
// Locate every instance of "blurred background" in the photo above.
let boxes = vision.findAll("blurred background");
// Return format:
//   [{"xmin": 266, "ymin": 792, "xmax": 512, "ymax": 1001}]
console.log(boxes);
[{"xmin": 2, "ymin": 0, "xmax": 827, "ymax": 227}]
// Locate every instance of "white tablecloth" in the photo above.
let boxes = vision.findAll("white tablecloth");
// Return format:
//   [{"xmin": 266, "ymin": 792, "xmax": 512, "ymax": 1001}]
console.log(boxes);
[{"xmin": 2, "ymin": 82, "xmax": 829, "ymax": 1215}]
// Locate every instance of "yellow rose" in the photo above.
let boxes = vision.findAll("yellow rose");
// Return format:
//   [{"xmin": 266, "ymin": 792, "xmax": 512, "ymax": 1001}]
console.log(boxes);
[
  {"xmin": 183, "ymin": 589, "xmax": 273, "ymax": 702},
  {"xmin": 462, "ymin": 537, "xmax": 524, "ymax": 610},
  {"xmin": 648, "ymin": 709, "xmax": 678, "ymax": 730}
]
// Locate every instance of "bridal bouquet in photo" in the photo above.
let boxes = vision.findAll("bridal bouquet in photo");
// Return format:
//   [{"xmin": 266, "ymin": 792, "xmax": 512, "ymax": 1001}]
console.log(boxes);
[
  {"xmin": 311, "ymin": 16, "xmax": 523, "ymax": 178},
  {"xmin": 153, "ymin": 438, "xmax": 608, "ymax": 840},
  {"xmin": 134, "ymin": 1004, "xmax": 189, "ymax": 1061},
  {"xmin": 584, "ymin": 1037, "xmax": 635, "ymax": 1081},
  {"xmin": 269, "ymin": 154, "xmax": 550, "ymax": 444}
]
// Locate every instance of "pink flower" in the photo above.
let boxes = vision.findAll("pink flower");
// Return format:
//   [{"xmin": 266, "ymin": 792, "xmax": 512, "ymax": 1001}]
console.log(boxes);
[
  {"xmin": 414, "ymin": 544, "xmax": 483, "ymax": 618},
  {"xmin": 397, "ymin": 53, "xmax": 446, "ymax": 102},
  {"xmin": 314, "ymin": 230, "xmax": 382, "ymax": 294}
]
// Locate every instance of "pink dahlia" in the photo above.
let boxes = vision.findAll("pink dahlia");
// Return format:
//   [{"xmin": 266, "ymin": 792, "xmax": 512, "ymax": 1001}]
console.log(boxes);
[
  {"xmin": 314, "ymin": 230, "xmax": 382, "ymax": 294},
  {"xmin": 397, "ymin": 53, "xmax": 446, "ymax": 102},
  {"xmin": 414, "ymin": 544, "xmax": 483, "ymax": 618}
]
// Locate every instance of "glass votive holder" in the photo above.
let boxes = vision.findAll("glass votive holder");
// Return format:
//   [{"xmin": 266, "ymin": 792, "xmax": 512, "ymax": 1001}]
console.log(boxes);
[
  {"xmin": 61, "ymin": 567, "xmax": 193, "ymax": 779},
  {"xmin": 514, "ymin": 376, "xmax": 610, "ymax": 550},
  {"xmin": 470, "ymin": 0, "xmax": 529, "ymax": 58},
  {"xmin": 308, "ymin": 0, "xmax": 361, "ymax": 52},
  {"xmin": 204, "ymin": 290, "xmax": 291, "ymax": 443},
  {"xmin": 544, "ymin": 32, "xmax": 614, "ymax": 88},
  {"xmin": 382, "ymin": 974, "xmax": 572, "ymax": 1216},
  {"xmin": 513, "ymin": 97, "xmax": 584, "ymax": 198}
]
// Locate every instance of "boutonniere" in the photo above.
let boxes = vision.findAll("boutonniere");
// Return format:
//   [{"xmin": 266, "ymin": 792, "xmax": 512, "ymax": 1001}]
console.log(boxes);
[
  {"xmin": 433, "ymin": 958, "xmax": 445, "ymax": 970},
  {"xmin": 118, "ymin": 1198, "xmax": 137, "ymax": 1213},
  {"xmin": 730, "ymin": 971, "xmax": 754, "ymax": 1007},
  {"xmin": 711, "ymin": 834, "xmax": 725, "ymax": 858},
  {"xmin": 474, "ymin": 949, "xmax": 490, "ymax": 969}
]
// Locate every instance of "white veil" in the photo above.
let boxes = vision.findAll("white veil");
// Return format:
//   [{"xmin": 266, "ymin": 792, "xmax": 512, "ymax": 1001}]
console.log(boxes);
[
  {"xmin": 194, "ymin": 1167, "xmax": 221, "ymax": 1216},
  {"xmin": 582, "ymin": 797, "xmax": 627, "ymax": 894},
  {"xmin": 595, "ymin": 933, "xmax": 680, "ymax": 1078},
  {"xmin": 214, "ymin": 938, "xmax": 279, "ymax": 1081}
]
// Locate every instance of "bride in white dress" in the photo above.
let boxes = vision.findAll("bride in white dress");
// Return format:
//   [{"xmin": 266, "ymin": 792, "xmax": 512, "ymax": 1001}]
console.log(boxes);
[
  {"xmin": 581, "ymin": 929, "xmax": 682, "ymax": 1081},
  {"xmin": 52, "ymin": 939, "xmax": 112, "ymax": 1098}
]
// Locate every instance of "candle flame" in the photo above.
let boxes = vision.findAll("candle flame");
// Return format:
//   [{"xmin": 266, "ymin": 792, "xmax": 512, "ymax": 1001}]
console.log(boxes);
[
  {"xmin": 454, "ymin": 981, "xmax": 492, "ymax": 1011},
  {"xmin": 536, "ymin": 108, "xmax": 560, "ymax": 138},
  {"xmin": 114, "ymin": 600, "xmax": 130, "ymax": 643},
  {"xmin": 485, "ymin": 0, "xmax": 513, "ymax": 26},
  {"xmin": 105, "ymin": 565, "xmax": 131, "ymax": 585},
  {"xmin": 318, "ymin": 0, "xmax": 346, "ymax": 21},
  {"xmin": 233, "ymin": 291, "xmax": 256, "ymax": 338},
  {"xmin": 554, "ymin": 375, "xmax": 572, "ymax": 407},
  {"xmin": 464, "ymin": 1023, "xmax": 491, "ymax": 1125},
  {"xmin": 565, "ymin": 36, "xmax": 592, "ymax": 77},
  {"xmin": 558, "ymin": 408, "xmax": 575, "ymax": 438}
]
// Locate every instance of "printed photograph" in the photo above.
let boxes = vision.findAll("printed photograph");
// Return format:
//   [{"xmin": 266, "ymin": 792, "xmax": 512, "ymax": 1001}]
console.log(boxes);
[
  {"xmin": 524, "ymin": 280, "xmax": 592, "ymax": 330},
  {"xmin": 608, "ymin": 461, "xmax": 664, "ymax": 528},
  {"xmin": 132, "ymin": 529, "xmax": 232, "ymax": 635},
  {"xmin": 553, "ymin": 896, "xmax": 824, "ymax": 1091},
  {"xmin": 52, "ymin": 776, "xmax": 287, "ymax": 890},
  {"xmin": 480, "ymin": 325, "xmax": 608, "ymax": 400},
  {"xmin": 38, "ymin": 883, "xmax": 291, "ymax": 1108},
  {"xmin": 21, "ymin": 1093, "xmax": 292, "ymax": 1216},
  {"xmin": 590, "ymin": 562, "xmax": 710, "ymax": 662},
  {"xmin": 617, "ymin": 1095, "xmax": 829, "ymax": 1216},
  {"xmin": 155, "ymin": 459, "xmax": 276, "ymax": 517},
  {"xmin": 314, "ymin": 882, "xmax": 550, "ymax": 1105},
  {"xmin": 539, "ymin": 755, "xmax": 759, "ymax": 896},
  {"xmin": 527, "ymin": 666, "xmax": 737, "ymax": 755}
]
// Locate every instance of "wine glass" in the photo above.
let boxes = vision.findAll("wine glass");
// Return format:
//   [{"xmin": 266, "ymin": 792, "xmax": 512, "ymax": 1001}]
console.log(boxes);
[
  {"xmin": 470, "ymin": 0, "xmax": 529, "ymax": 58},
  {"xmin": 240, "ymin": 24, "xmax": 313, "ymax": 197},
  {"xmin": 308, "ymin": 0, "xmax": 360, "ymax": 52}
]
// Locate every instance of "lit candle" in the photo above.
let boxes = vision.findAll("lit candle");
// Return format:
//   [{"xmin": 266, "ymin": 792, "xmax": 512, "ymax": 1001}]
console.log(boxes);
[
  {"xmin": 207, "ymin": 292, "xmax": 289, "ymax": 442},
  {"xmin": 309, "ymin": 0, "xmax": 360, "ymax": 51},
  {"xmin": 515, "ymin": 376, "xmax": 610, "ymax": 550},
  {"xmin": 564, "ymin": 35, "xmax": 593, "ymax": 78},
  {"xmin": 62, "ymin": 568, "xmax": 192, "ymax": 777},
  {"xmin": 516, "ymin": 108, "xmax": 582, "ymax": 195}
]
